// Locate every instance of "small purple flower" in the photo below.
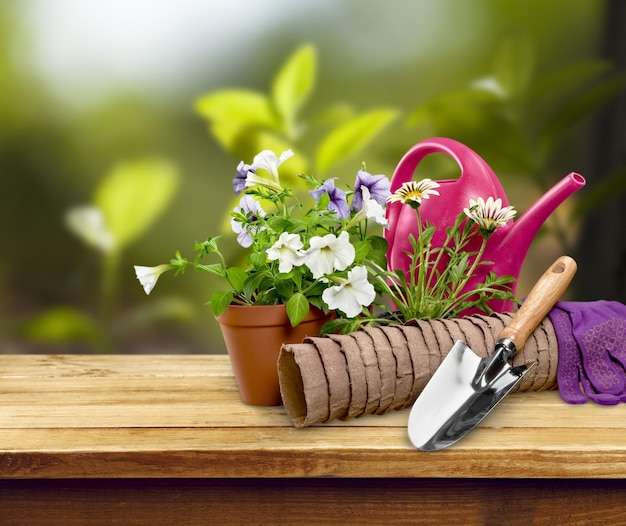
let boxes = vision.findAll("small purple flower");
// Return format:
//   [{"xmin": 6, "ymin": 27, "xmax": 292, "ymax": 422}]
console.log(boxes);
[
  {"xmin": 231, "ymin": 195, "xmax": 266, "ymax": 248},
  {"xmin": 232, "ymin": 161, "xmax": 251, "ymax": 196},
  {"xmin": 309, "ymin": 178, "xmax": 350, "ymax": 219},
  {"xmin": 351, "ymin": 170, "xmax": 391, "ymax": 211}
]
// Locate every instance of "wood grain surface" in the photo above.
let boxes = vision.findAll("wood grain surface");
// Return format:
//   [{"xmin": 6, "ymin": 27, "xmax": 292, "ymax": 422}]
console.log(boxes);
[{"xmin": 2, "ymin": 354, "xmax": 626, "ymax": 525}]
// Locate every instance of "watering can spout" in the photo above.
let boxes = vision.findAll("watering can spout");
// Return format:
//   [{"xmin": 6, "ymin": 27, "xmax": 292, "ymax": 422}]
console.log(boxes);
[{"xmin": 498, "ymin": 172, "xmax": 586, "ymax": 258}]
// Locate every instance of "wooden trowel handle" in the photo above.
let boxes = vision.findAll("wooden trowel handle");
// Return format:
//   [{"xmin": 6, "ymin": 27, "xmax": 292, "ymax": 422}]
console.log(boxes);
[{"xmin": 500, "ymin": 255, "xmax": 577, "ymax": 351}]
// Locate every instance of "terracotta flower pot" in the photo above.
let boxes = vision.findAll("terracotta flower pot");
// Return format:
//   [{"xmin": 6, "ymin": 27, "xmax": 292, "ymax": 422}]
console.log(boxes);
[{"xmin": 216, "ymin": 304, "xmax": 332, "ymax": 406}]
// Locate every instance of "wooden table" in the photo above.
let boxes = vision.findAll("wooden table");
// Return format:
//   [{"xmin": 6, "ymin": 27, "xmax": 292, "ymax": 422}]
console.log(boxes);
[{"xmin": 2, "ymin": 355, "xmax": 626, "ymax": 525}]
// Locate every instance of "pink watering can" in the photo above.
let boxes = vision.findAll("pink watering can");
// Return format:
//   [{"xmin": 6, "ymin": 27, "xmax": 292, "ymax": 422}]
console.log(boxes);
[{"xmin": 385, "ymin": 137, "xmax": 586, "ymax": 313}]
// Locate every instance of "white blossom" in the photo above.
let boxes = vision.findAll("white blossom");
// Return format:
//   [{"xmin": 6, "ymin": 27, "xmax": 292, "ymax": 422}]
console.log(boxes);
[
  {"xmin": 387, "ymin": 179, "xmax": 441, "ymax": 209},
  {"xmin": 361, "ymin": 186, "xmax": 389, "ymax": 227},
  {"xmin": 266, "ymin": 232, "xmax": 305, "ymax": 273},
  {"xmin": 463, "ymin": 196, "xmax": 516, "ymax": 236},
  {"xmin": 303, "ymin": 231, "xmax": 355, "ymax": 279},
  {"xmin": 134, "ymin": 264, "xmax": 172, "ymax": 295},
  {"xmin": 65, "ymin": 205, "xmax": 115, "ymax": 252},
  {"xmin": 243, "ymin": 149, "xmax": 293, "ymax": 191},
  {"xmin": 321, "ymin": 266, "xmax": 375, "ymax": 317}
]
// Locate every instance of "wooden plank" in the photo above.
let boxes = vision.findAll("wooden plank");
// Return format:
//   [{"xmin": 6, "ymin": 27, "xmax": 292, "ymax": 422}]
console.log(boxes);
[
  {"xmin": 2, "ymin": 355, "xmax": 626, "ymax": 480},
  {"xmin": 2, "ymin": 426, "xmax": 626, "ymax": 479},
  {"xmin": 0, "ymin": 354, "xmax": 233, "ymax": 378},
  {"xmin": 2, "ymin": 376, "xmax": 626, "ymax": 430},
  {"xmin": 2, "ymin": 478, "xmax": 626, "ymax": 526}
]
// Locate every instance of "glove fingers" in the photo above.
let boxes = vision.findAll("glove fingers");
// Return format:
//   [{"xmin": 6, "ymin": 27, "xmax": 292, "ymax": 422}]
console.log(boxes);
[
  {"xmin": 580, "ymin": 374, "xmax": 622, "ymax": 405},
  {"xmin": 602, "ymin": 302, "xmax": 626, "ymax": 368},
  {"xmin": 571, "ymin": 307, "xmax": 625, "ymax": 396},
  {"xmin": 552, "ymin": 307, "xmax": 588, "ymax": 404}
]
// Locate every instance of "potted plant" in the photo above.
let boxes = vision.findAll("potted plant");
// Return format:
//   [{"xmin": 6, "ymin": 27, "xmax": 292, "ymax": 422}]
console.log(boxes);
[{"xmin": 134, "ymin": 148, "xmax": 391, "ymax": 405}]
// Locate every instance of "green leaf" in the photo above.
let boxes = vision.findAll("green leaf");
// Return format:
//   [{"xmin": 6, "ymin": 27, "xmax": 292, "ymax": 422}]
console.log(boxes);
[
  {"xmin": 368, "ymin": 235, "xmax": 388, "ymax": 253},
  {"xmin": 19, "ymin": 307, "xmax": 100, "ymax": 343},
  {"xmin": 210, "ymin": 290, "xmax": 233, "ymax": 317},
  {"xmin": 493, "ymin": 33, "xmax": 535, "ymax": 98},
  {"xmin": 95, "ymin": 159, "xmax": 179, "ymax": 248},
  {"xmin": 319, "ymin": 317, "xmax": 363, "ymax": 335},
  {"xmin": 272, "ymin": 44, "xmax": 317, "ymax": 137},
  {"xmin": 286, "ymin": 293, "xmax": 310, "ymax": 327},
  {"xmin": 275, "ymin": 278, "xmax": 294, "ymax": 299},
  {"xmin": 248, "ymin": 251, "xmax": 268, "ymax": 269},
  {"xmin": 353, "ymin": 239, "xmax": 370, "ymax": 262},
  {"xmin": 316, "ymin": 108, "xmax": 399, "ymax": 174},
  {"xmin": 226, "ymin": 267, "xmax": 247, "ymax": 293},
  {"xmin": 243, "ymin": 271, "xmax": 266, "ymax": 299},
  {"xmin": 193, "ymin": 263, "xmax": 226, "ymax": 277},
  {"xmin": 367, "ymin": 246, "xmax": 388, "ymax": 270},
  {"xmin": 194, "ymin": 89, "xmax": 279, "ymax": 130}
]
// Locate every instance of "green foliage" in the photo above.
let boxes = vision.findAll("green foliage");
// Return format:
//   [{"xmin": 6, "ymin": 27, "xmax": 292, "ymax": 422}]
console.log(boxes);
[
  {"xmin": 152, "ymin": 151, "xmax": 391, "ymax": 327},
  {"xmin": 406, "ymin": 32, "xmax": 626, "ymax": 253},
  {"xmin": 315, "ymin": 109, "xmax": 399, "ymax": 174},
  {"xmin": 95, "ymin": 159, "xmax": 180, "ymax": 248},
  {"xmin": 195, "ymin": 44, "xmax": 398, "ymax": 178},
  {"xmin": 17, "ymin": 307, "xmax": 101, "ymax": 344},
  {"xmin": 25, "ymin": 158, "xmax": 183, "ymax": 352},
  {"xmin": 367, "ymin": 211, "xmax": 516, "ymax": 323},
  {"xmin": 286, "ymin": 293, "xmax": 310, "ymax": 327},
  {"xmin": 272, "ymin": 44, "xmax": 317, "ymax": 139}
]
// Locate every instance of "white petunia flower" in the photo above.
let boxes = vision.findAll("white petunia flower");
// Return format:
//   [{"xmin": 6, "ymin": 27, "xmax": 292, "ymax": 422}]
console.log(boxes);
[
  {"xmin": 304, "ymin": 231, "xmax": 355, "ymax": 279},
  {"xmin": 134, "ymin": 264, "xmax": 172, "ymax": 295},
  {"xmin": 321, "ymin": 265, "xmax": 375, "ymax": 317},
  {"xmin": 266, "ymin": 232, "xmax": 305, "ymax": 273},
  {"xmin": 361, "ymin": 186, "xmax": 389, "ymax": 227},
  {"xmin": 243, "ymin": 149, "xmax": 294, "ymax": 191}
]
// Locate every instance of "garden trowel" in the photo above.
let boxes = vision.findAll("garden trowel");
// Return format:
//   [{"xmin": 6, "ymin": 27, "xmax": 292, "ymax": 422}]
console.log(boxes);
[{"xmin": 408, "ymin": 255, "xmax": 577, "ymax": 451}]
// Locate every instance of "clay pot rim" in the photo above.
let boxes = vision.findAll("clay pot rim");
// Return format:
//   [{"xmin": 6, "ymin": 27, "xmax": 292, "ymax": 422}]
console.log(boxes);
[{"xmin": 216, "ymin": 303, "xmax": 329, "ymax": 328}]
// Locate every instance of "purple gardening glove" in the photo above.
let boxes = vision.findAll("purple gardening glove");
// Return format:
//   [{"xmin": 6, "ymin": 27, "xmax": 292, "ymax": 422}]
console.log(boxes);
[{"xmin": 549, "ymin": 301, "xmax": 626, "ymax": 405}]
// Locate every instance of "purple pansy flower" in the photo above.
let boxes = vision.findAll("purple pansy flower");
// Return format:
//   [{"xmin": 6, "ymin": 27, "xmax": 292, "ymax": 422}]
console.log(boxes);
[
  {"xmin": 309, "ymin": 178, "xmax": 350, "ymax": 219},
  {"xmin": 351, "ymin": 170, "xmax": 391, "ymax": 211},
  {"xmin": 232, "ymin": 161, "xmax": 251, "ymax": 196}
]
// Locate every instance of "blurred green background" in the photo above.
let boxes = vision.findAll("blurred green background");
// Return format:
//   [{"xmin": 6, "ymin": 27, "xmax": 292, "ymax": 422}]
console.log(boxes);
[{"xmin": 1, "ymin": 0, "xmax": 625, "ymax": 354}]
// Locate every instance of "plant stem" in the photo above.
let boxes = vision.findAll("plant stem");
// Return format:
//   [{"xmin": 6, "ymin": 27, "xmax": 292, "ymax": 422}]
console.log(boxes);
[
  {"xmin": 100, "ymin": 248, "xmax": 120, "ymax": 352},
  {"xmin": 447, "ymin": 236, "xmax": 488, "ymax": 310}
]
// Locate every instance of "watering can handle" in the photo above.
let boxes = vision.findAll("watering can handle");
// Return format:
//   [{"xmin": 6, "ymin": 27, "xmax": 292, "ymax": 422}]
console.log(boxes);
[{"xmin": 389, "ymin": 137, "xmax": 504, "ymax": 193}]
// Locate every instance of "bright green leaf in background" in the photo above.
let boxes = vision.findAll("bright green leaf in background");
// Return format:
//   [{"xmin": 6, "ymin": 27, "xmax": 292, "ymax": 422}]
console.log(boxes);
[
  {"xmin": 195, "ymin": 89, "xmax": 279, "ymax": 129},
  {"xmin": 315, "ymin": 109, "xmax": 399, "ymax": 174},
  {"xmin": 18, "ymin": 307, "xmax": 100, "ymax": 344},
  {"xmin": 195, "ymin": 44, "xmax": 399, "ymax": 184},
  {"xmin": 194, "ymin": 90, "xmax": 281, "ymax": 156},
  {"xmin": 95, "ymin": 159, "xmax": 180, "ymax": 248},
  {"xmin": 272, "ymin": 44, "xmax": 317, "ymax": 139}
]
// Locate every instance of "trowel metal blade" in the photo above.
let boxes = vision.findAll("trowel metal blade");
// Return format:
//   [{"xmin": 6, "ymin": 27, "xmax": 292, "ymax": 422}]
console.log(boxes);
[{"xmin": 408, "ymin": 341, "xmax": 534, "ymax": 452}]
